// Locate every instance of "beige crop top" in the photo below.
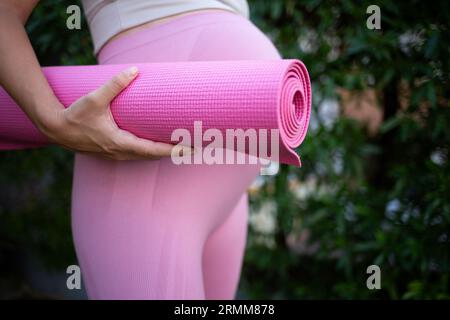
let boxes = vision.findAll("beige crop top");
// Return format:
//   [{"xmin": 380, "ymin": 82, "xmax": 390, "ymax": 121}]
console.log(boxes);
[{"xmin": 81, "ymin": 0, "xmax": 250, "ymax": 54}]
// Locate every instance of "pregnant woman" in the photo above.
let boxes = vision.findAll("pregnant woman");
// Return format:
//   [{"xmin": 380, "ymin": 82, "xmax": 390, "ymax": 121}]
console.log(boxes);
[{"xmin": 0, "ymin": 0, "xmax": 280, "ymax": 299}]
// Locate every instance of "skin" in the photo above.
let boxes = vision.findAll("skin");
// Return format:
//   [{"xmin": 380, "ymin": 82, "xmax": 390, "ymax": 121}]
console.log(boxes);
[{"xmin": 0, "ymin": 0, "xmax": 190, "ymax": 160}]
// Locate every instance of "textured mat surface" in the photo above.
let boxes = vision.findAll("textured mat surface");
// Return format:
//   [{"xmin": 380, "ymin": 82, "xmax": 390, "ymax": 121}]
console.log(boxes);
[{"xmin": 0, "ymin": 59, "xmax": 311, "ymax": 166}]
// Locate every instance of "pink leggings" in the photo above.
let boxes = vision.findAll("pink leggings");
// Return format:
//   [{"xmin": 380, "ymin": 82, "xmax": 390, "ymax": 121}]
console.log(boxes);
[{"xmin": 71, "ymin": 10, "xmax": 280, "ymax": 299}]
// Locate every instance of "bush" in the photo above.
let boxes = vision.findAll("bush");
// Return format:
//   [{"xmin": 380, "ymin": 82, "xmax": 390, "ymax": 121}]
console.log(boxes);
[{"xmin": 243, "ymin": 0, "xmax": 449, "ymax": 299}]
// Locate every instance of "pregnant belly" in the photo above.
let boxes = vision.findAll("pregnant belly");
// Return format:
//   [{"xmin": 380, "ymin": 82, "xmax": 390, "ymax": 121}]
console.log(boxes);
[{"xmin": 103, "ymin": 9, "xmax": 234, "ymax": 50}]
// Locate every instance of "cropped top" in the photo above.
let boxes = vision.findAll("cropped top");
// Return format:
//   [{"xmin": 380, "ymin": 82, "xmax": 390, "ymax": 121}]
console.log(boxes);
[{"xmin": 81, "ymin": 0, "xmax": 250, "ymax": 54}]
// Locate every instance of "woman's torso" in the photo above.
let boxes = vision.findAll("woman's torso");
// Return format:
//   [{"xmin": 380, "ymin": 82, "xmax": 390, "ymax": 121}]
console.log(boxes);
[{"xmin": 81, "ymin": 0, "xmax": 249, "ymax": 54}]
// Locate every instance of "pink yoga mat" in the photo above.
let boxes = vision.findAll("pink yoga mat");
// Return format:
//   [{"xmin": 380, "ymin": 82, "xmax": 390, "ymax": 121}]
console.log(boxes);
[{"xmin": 0, "ymin": 60, "xmax": 310, "ymax": 166}]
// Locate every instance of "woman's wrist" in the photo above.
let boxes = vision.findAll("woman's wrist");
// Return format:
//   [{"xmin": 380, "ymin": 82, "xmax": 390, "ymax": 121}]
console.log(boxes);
[{"xmin": 32, "ymin": 100, "xmax": 66, "ymax": 141}]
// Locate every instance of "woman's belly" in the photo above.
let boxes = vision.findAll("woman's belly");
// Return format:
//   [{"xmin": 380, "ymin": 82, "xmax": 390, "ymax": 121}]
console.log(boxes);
[
  {"xmin": 85, "ymin": 8, "xmax": 280, "ymax": 232},
  {"xmin": 97, "ymin": 9, "xmax": 280, "ymax": 64},
  {"xmin": 102, "ymin": 9, "xmax": 232, "ymax": 52}
]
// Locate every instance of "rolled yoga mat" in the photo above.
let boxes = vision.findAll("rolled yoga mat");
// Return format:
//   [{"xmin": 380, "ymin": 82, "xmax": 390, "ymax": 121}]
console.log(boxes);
[{"xmin": 0, "ymin": 59, "xmax": 311, "ymax": 166}]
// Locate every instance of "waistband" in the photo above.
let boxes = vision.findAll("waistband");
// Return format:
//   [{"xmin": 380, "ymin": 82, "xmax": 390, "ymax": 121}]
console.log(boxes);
[{"xmin": 97, "ymin": 10, "xmax": 249, "ymax": 63}]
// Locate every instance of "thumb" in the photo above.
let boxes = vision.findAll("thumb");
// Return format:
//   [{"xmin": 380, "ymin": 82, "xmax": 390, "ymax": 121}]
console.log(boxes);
[{"xmin": 92, "ymin": 66, "xmax": 139, "ymax": 103}]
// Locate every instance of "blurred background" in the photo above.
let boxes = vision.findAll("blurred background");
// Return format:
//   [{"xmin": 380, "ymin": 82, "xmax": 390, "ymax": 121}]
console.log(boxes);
[{"xmin": 0, "ymin": 0, "xmax": 449, "ymax": 299}]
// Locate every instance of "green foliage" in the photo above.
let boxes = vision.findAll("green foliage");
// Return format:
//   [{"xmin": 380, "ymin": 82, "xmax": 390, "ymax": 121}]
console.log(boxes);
[
  {"xmin": 0, "ymin": 0, "xmax": 449, "ymax": 299},
  {"xmin": 0, "ymin": 0, "xmax": 91, "ymax": 275},
  {"xmin": 243, "ymin": 0, "xmax": 450, "ymax": 299},
  {"xmin": 26, "ymin": 0, "xmax": 95, "ymax": 66},
  {"xmin": 0, "ymin": 147, "xmax": 74, "ymax": 268}
]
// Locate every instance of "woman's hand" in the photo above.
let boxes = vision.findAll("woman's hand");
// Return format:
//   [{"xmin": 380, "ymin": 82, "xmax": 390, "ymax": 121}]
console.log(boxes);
[
  {"xmin": 0, "ymin": 2, "xmax": 185, "ymax": 160},
  {"xmin": 40, "ymin": 66, "xmax": 182, "ymax": 160}
]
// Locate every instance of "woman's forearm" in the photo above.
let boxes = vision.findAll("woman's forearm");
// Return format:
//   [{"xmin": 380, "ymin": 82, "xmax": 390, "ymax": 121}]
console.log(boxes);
[
  {"xmin": 0, "ymin": 1, "xmax": 177, "ymax": 160},
  {"xmin": 0, "ymin": 1, "xmax": 63, "ymax": 135}
]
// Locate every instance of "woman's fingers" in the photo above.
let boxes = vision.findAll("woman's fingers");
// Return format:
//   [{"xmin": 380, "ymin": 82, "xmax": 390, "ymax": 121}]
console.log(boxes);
[
  {"xmin": 92, "ymin": 66, "xmax": 139, "ymax": 103},
  {"xmin": 53, "ymin": 66, "xmax": 185, "ymax": 160},
  {"xmin": 112, "ymin": 129, "xmax": 190, "ymax": 159}
]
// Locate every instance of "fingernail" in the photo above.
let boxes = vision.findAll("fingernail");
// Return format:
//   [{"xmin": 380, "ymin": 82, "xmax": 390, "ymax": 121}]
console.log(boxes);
[{"xmin": 126, "ymin": 66, "xmax": 138, "ymax": 77}]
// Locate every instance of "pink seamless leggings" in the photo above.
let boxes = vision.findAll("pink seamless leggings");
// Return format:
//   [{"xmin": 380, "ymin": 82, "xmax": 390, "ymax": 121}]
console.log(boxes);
[{"xmin": 71, "ymin": 10, "xmax": 281, "ymax": 299}]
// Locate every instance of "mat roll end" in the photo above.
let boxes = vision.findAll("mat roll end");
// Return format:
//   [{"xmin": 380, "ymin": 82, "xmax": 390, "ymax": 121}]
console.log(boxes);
[{"xmin": 278, "ymin": 59, "xmax": 311, "ymax": 167}]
